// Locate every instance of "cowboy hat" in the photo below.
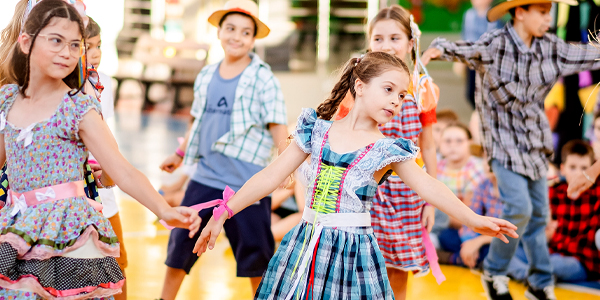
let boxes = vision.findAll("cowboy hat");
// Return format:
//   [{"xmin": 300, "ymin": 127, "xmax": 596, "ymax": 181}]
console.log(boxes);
[
  {"xmin": 208, "ymin": 0, "xmax": 270, "ymax": 39},
  {"xmin": 487, "ymin": 0, "xmax": 578, "ymax": 22}
]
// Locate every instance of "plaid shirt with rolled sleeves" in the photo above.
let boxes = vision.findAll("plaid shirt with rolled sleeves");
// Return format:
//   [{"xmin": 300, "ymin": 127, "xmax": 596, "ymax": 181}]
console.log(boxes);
[
  {"xmin": 430, "ymin": 22, "xmax": 600, "ymax": 180},
  {"xmin": 184, "ymin": 53, "xmax": 287, "ymax": 167},
  {"xmin": 459, "ymin": 178, "xmax": 503, "ymax": 242},
  {"xmin": 549, "ymin": 181, "xmax": 600, "ymax": 279}
]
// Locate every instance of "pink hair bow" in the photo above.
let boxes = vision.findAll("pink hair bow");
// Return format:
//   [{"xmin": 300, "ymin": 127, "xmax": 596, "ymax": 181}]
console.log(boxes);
[{"xmin": 160, "ymin": 186, "xmax": 235, "ymax": 230}]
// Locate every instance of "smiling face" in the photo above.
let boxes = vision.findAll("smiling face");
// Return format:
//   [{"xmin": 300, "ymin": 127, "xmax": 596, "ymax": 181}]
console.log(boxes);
[
  {"xmin": 21, "ymin": 17, "xmax": 82, "ymax": 81},
  {"xmin": 86, "ymin": 34, "xmax": 102, "ymax": 67},
  {"xmin": 355, "ymin": 69, "xmax": 409, "ymax": 124},
  {"xmin": 369, "ymin": 19, "xmax": 413, "ymax": 62},
  {"xmin": 218, "ymin": 13, "xmax": 256, "ymax": 60},
  {"xmin": 516, "ymin": 3, "xmax": 553, "ymax": 38}
]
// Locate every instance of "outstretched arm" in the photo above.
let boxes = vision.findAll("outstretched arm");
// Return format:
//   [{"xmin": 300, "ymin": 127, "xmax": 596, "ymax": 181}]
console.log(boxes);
[
  {"xmin": 79, "ymin": 110, "xmax": 201, "ymax": 236},
  {"xmin": 392, "ymin": 160, "xmax": 518, "ymax": 242},
  {"xmin": 193, "ymin": 142, "xmax": 310, "ymax": 254},
  {"xmin": 421, "ymin": 32, "xmax": 496, "ymax": 69}
]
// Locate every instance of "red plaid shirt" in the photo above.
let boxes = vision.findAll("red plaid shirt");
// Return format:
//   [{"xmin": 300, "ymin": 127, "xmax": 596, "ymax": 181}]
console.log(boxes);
[{"xmin": 549, "ymin": 181, "xmax": 600, "ymax": 279}]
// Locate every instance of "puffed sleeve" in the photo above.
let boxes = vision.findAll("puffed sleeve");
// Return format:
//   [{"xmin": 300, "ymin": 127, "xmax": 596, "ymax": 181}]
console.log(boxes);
[
  {"xmin": 0, "ymin": 84, "xmax": 19, "ymax": 134},
  {"xmin": 55, "ymin": 91, "xmax": 102, "ymax": 143},
  {"xmin": 293, "ymin": 108, "xmax": 318, "ymax": 154},
  {"xmin": 376, "ymin": 138, "xmax": 420, "ymax": 171}
]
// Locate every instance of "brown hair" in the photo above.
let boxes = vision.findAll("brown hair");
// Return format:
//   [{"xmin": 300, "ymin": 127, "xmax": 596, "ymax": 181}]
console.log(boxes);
[
  {"xmin": 436, "ymin": 109, "xmax": 459, "ymax": 123},
  {"xmin": 8, "ymin": 0, "xmax": 86, "ymax": 95},
  {"xmin": 367, "ymin": 5, "xmax": 415, "ymax": 64},
  {"xmin": 442, "ymin": 121, "xmax": 472, "ymax": 140},
  {"xmin": 0, "ymin": 0, "xmax": 29, "ymax": 86},
  {"xmin": 561, "ymin": 139, "xmax": 594, "ymax": 164},
  {"xmin": 316, "ymin": 51, "xmax": 410, "ymax": 120},
  {"xmin": 86, "ymin": 16, "xmax": 101, "ymax": 39}
]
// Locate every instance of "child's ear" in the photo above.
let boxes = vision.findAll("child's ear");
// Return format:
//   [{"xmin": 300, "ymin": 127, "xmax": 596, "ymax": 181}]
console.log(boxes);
[
  {"xmin": 18, "ymin": 34, "xmax": 32, "ymax": 55},
  {"xmin": 354, "ymin": 78, "xmax": 363, "ymax": 97},
  {"xmin": 559, "ymin": 163, "xmax": 565, "ymax": 175}
]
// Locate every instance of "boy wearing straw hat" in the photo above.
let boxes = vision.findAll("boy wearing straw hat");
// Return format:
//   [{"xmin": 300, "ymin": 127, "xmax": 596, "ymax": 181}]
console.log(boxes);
[
  {"xmin": 158, "ymin": 0, "xmax": 288, "ymax": 299},
  {"xmin": 421, "ymin": 1, "xmax": 600, "ymax": 300}
]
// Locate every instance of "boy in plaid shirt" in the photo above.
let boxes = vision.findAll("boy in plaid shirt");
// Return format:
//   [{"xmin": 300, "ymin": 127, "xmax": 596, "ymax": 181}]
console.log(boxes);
[
  {"xmin": 422, "ymin": 0, "xmax": 600, "ymax": 299},
  {"xmin": 548, "ymin": 140, "xmax": 600, "ymax": 282},
  {"xmin": 158, "ymin": 1, "xmax": 288, "ymax": 299}
]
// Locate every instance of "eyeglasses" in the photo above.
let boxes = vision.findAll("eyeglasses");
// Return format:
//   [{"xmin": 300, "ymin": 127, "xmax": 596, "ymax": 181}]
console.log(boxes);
[{"xmin": 37, "ymin": 34, "xmax": 83, "ymax": 58}]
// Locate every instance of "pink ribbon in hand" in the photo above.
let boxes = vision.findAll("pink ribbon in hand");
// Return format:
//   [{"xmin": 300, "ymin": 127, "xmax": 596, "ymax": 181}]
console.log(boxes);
[{"xmin": 160, "ymin": 186, "xmax": 235, "ymax": 230}]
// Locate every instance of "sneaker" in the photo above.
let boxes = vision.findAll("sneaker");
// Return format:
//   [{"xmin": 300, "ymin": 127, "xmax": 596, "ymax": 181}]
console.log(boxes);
[
  {"xmin": 525, "ymin": 285, "xmax": 557, "ymax": 300},
  {"xmin": 481, "ymin": 272, "xmax": 513, "ymax": 300}
]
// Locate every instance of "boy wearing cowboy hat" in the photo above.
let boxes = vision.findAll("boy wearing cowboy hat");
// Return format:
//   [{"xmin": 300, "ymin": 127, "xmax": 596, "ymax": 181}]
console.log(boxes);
[
  {"xmin": 158, "ymin": 1, "xmax": 288, "ymax": 299},
  {"xmin": 421, "ymin": 1, "xmax": 600, "ymax": 300}
]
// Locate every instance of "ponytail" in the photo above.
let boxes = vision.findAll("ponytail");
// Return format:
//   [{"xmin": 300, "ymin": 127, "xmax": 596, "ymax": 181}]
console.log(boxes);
[
  {"xmin": 0, "ymin": 0, "xmax": 29, "ymax": 86},
  {"xmin": 317, "ymin": 57, "xmax": 359, "ymax": 120}
]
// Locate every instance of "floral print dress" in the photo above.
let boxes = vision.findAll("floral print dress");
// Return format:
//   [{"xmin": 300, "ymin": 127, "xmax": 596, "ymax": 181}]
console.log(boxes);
[{"xmin": 0, "ymin": 84, "xmax": 123, "ymax": 299}]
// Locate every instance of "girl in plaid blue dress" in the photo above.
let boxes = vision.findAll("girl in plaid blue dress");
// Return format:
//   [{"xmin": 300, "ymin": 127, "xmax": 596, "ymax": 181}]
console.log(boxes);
[{"xmin": 193, "ymin": 52, "xmax": 518, "ymax": 300}]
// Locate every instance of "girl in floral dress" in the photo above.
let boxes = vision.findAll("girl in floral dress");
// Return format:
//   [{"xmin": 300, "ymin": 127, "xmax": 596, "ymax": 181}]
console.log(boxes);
[
  {"xmin": 0, "ymin": 1, "xmax": 200, "ymax": 298},
  {"xmin": 193, "ymin": 51, "xmax": 518, "ymax": 300}
]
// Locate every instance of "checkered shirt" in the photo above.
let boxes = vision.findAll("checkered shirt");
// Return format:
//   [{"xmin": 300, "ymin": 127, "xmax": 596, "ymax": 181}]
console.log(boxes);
[
  {"xmin": 459, "ymin": 178, "xmax": 503, "ymax": 242},
  {"xmin": 184, "ymin": 53, "xmax": 287, "ymax": 167},
  {"xmin": 430, "ymin": 22, "xmax": 600, "ymax": 180},
  {"xmin": 549, "ymin": 181, "xmax": 600, "ymax": 279}
]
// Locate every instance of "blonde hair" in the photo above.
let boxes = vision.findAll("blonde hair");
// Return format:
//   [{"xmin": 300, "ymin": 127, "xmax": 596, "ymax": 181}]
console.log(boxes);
[{"xmin": 0, "ymin": 0, "xmax": 29, "ymax": 86}]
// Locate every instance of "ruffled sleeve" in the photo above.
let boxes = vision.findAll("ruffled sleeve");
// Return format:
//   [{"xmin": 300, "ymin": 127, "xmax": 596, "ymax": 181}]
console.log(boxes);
[
  {"xmin": 377, "ymin": 138, "xmax": 420, "ymax": 171},
  {"xmin": 55, "ymin": 91, "xmax": 102, "ymax": 142},
  {"xmin": 293, "ymin": 108, "xmax": 318, "ymax": 154},
  {"xmin": 0, "ymin": 84, "xmax": 19, "ymax": 134}
]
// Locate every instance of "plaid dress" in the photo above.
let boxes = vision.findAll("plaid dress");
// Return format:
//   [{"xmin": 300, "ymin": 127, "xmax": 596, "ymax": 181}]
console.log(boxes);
[
  {"xmin": 256, "ymin": 109, "xmax": 419, "ymax": 300},
  {"xmin": 371, "ymin": 91, "xmax": 436, "ymax": 275}
]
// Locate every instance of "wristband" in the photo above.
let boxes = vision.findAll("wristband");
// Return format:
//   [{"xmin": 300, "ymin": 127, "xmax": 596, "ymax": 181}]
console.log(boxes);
[
  {"xmin": 583, "ymin": 171, "xmax": 595, "ymax": 184},
  {"xmin": 175, "ymin": 148, "xmax": 185, "ymax": 158}
]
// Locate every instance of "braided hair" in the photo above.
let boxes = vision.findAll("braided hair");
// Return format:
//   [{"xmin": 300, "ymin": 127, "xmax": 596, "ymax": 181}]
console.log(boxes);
[{"xmin": 317, "ymin": 51, "xmax": 410, "ymax": 120}]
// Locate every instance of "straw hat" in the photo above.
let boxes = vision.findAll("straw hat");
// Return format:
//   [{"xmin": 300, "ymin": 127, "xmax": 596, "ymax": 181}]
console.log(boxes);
[
  {"xmin": 487, "ymin": 0, "xmax": 578, "ymax": 22},
  {"xmin": 208, "ymin": 0, "xmax": 270, "ymax": 39}
]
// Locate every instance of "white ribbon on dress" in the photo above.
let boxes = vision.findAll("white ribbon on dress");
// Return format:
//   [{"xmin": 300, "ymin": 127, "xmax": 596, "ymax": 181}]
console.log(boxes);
[
  {"xmin": 0, "ymin": 111, "xmax": 6, "ymax": 131},
  {"xmin": 16, "ymin": 123, "xmax": 35, "ymax": 148},
  {"xmin": 10, "ymin": 194, "xmax": 27, "ymax": 217},
  {"xmin": 35, "ymin": 187, "xmax": 56, "ymax": 202}
]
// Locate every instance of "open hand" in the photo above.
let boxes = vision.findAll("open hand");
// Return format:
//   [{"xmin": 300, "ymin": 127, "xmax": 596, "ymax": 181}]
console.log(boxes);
[
  {"xmin": 469, "ymin": 216, "xmax": 518, "ymax": 243},
  {"xmin": 160, "ymin": 207, "xmax": 202, "ymax": 237},
  {"xmin": 420, "ymin": 48, "xmax": 442, "ymax": 66},
  {"xmin": 422, "ymin": 205, "xmax": 435, "ymax": 233},
  {"xmin": 193, "ymin": 214, "xmax": 227, "ymax": 256},
  {"xmin": 160, "ymin": 154, "xmax": 183, "ymax": 173}
]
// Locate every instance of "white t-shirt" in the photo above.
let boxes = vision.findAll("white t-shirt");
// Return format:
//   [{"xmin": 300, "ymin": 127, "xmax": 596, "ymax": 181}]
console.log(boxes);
[{"xmin": 89, "ymin": 72, "xmax": 118, "ymax": 218}]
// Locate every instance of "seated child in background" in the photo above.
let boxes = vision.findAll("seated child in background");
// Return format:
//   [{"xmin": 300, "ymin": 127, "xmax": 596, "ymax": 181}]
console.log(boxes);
[
  {"xmin": 438, "ymin": 156, "xmax": 503, "ymax": 268},
  {"xmin": 432, "ymin": 109, "xmax": 459, "ymax": 154},
  {"xmin": 508, "ymin": 140, "xmax": 600, "ymax": 283},
  {"xmin": 432, "ymin": 122, "xmax": 486, "ymax": 248}
]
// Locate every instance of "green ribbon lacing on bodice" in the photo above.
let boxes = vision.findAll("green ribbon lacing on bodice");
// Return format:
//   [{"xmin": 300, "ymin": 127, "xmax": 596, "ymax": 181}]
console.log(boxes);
[
  {"xmin": 311, "ymin": 163, "xmax": 345, "ymax": 213},
  {"xmin": 291, "ymin": 163, "xmax": 346, "ymax": 299}
]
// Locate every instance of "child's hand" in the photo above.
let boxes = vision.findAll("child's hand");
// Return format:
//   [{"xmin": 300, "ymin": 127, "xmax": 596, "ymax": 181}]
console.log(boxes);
[
  {"xmin": 567, "ymin": 171, "xmax": 596, "ymax": 199},
  {"xmin": 460, "ymin": 239, "xmax": 482, "ymax": 269},
  {"xmin": 160, "ymin": 207, "xmax": 202, "ymax": 237},
  {"xmin": 422, "ymin": 205, "xmax": 435, "ymax": 233},
  {"xmin": 160, "ymin": 154, "xmax": 183, "ymax": 173},
  {"xmin": 421, "ymin": 48, "xmax": 442, "ymax": 66},
  {"xmin": 193, "ymin": 214, "xmax": 227, "ymax": 256},
  {"xmin": 469, "ymin": 216, "xmax": 518, "ymax": 243}
]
